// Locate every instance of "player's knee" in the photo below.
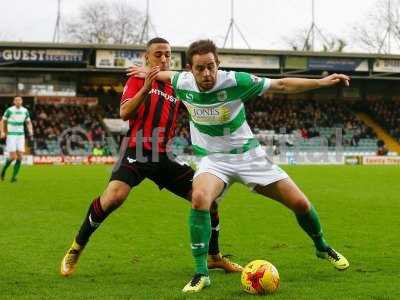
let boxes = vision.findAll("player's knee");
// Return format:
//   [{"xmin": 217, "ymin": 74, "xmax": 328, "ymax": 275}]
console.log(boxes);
[
  {"xmin": 292, "ymin": 196, "xmax": 311, "ymax": 214},
  {"xmin": 104, "ymin": 187, "xmax": 128, "ymax": 209},
  {"xmin": 191, "ymin": 189, "xmax": 211, "ymax": 210}
]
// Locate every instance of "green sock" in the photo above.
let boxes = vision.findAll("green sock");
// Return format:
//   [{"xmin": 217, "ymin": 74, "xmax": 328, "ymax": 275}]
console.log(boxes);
[
  {"xmin": 296, "ymin": 206, "xmax": 329, "ymax": 252},
  {"xmin": 12, "ymin": 159, "xmax": 22, "ymax": 179},
  {"xmin": 189, "ymin": 208, "xmax": 211, "ymax": 276},
  {"xmin": 1, "ymin": 159, "xmax": 12, "ymax": 177}
]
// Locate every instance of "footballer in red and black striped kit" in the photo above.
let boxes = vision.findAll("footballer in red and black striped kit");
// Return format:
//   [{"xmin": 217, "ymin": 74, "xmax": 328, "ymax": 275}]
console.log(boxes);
[
  {"xmin": 120, "ymin": 76, "xmax": 179, "ymax": 153},
  {"xmin": 60, "ymin": 37, "xmax": 242, "ymax": 279}
]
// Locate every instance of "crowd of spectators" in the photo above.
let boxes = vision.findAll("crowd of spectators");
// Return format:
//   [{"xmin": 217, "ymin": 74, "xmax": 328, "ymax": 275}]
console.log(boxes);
[
  {"xmin": 368, "ymin": 101, "xmax": 400, "ymax": 142},
  {"xmin": 32, "ymin": 104, "xmax": 107, "ymax": 154},
  {"xmin": 245, "ymin": 98, "xmax": 376, "ymax": 147},
  {"xmin": 103, "ymin": 103, "xmax": 120, "ymax": 119},
  {"xmin": 172, "ymin": 98, "xmax": 376, "ymax": 149},
  {"xmin": 1, "ymin": 98, "xmax": 399, "ymax": 155}
]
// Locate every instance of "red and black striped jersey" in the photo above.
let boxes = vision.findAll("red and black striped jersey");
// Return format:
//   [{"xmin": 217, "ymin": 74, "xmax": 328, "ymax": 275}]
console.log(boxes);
[{"xmin": 121, "ymin": 76, "xmax": 180, "ymax": 152}]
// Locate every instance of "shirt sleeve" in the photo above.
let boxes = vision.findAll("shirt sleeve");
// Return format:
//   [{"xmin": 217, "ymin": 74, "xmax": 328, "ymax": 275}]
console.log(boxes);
[
  {"xmin": 24, "ymin": 109, "xmax": 31, "ymax": 122},
  {"xmin": 171, "ymin": 71, "xmax": 181, "ymax": 90},
  {"xmin": 235, "ymin": 72, "xmax": 271, "ymax": 102},
  {"xmin": 2, "ymin": 108, "xmax": 10, "ymax": 120},
  {"xmin": 120, "ymin": 77, "xmax": 142, "ymax": 106}
]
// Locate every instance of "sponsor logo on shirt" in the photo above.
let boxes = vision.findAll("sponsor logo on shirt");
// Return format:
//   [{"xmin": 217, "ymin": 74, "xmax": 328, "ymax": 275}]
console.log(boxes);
[
  {"xmin": 149, "ymin": 88, "xmax": 178, "ymax": 104},
  {"xmin": 187, "ymin": 104, "xmax": 231, "ymax": 124},
  {"xmin": 185, "ymin": 93, "xmax": 194, "ymax": 101}
]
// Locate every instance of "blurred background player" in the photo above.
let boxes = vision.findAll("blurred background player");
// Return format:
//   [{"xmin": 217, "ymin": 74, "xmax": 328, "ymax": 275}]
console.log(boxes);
[
  {"xmin": 60, "ymin": 37, "xmax": 241, "ymax": 277},
  {"xmin": 0, "ymin": 96, "xmax": 33, "ymax": 182}
]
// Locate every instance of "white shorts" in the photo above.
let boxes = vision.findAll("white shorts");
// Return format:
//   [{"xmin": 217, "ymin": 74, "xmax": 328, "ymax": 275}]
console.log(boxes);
[
  {"xmin": 6, "ymin": 135, "xmax": 25, "ymax": 152},
  {"xmin": 194, "ymin": 152, "xmax": 289, "ymax": 192}
]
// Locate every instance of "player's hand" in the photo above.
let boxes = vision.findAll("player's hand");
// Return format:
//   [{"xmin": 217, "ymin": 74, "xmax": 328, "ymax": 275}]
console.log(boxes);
[
  {"xmin": 143, "ymin": 67, "xmax": 160, "ymax": 91},
  {"xmin": 126, "ymin": 65, "xmax": 148, "ymax": 77},
  {"xmin": 0, "ymin": 132, "xmax": 5, "ymax": 140},
  {"xmin": 319, "ymin": 73, "xmax": 350, "ymax": 87}
]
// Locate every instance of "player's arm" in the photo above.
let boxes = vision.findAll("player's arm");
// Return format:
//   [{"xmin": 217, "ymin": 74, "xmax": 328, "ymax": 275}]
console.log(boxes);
[
  {"xmin": 126, "ymin": 65, "xmax": 175, "ymax": 83},
  {"xmin": 120, "ymin": 67, "xmax": 160, "ymax": 120},
  {"xmin": 268, "ymin": 73, "xmax": 350, "ymax": 94},
  {"xmin": 26, "ymin": 120, "xmax": 33, "ymax": 137},
  {"xmin": 0, "ymin": 118, "xmax": 7, "ymax": 139}
]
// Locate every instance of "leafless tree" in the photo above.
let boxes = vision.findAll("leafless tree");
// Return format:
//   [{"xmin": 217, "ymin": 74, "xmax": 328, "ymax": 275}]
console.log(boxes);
[
  {"xmin": 63, "ymin": 0, "xmax": 145, "ymax": 44},
  {"xmin": 283, "ymin": 28, "xmax": 347, "ymax": 52},
  {"xmin": 351, "ymin": 0, "xmax": 400, "ymax": 53}
]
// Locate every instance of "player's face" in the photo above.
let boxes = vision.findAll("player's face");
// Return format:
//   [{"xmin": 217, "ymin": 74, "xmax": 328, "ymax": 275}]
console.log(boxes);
[
  {"xmin": 190, "ymin": 52, "xmax": 219, "ymax": 91},
  {"xmin": 14, "ymin": 97, "xmax": 23, "ymax": 107},
  {"xmin": 145, "ymin": 43, "xmax": 171, "ymax": 71}
]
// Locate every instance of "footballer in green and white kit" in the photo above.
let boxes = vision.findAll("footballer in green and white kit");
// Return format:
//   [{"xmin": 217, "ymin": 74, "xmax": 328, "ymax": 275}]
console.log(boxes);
[
  {"xmin": 172, "ymin": 70, "xmax": 289, "ymax": 188},
  {"xmin": 1, "ymin": 96, "xmax": 33, "ymax": 182},
  {"xmin": 129, "ymin": 39, "xmax": 351, "ymax": 293}
]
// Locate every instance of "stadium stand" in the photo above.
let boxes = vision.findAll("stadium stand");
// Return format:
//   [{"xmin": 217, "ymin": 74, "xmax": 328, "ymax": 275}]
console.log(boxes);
[
  {"xmin": 31, "ymin": 104, "xmax": 110, "ymax": 156},
  {"xmin": 367, "ymin": 101, "xmax": 400, "ymax": 142},
  {"xmin": 245, "ymin": 97, "xmax": 377, "ymax": 153},
  {"xmin": 1, "ymin": 98, "xmax": 386, "ymax": 155}
]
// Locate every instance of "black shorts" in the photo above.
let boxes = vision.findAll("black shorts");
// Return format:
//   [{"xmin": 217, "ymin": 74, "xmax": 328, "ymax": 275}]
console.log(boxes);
[{"xmin": 109, "ymin": 146, "xmax": 194, "ymax": 200}]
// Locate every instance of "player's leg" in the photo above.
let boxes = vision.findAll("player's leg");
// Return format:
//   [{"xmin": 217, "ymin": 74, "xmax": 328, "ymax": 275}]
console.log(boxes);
[
  {"xmin": 60, "ymin": 180, "xmax": 132, "ymax": 276},
  {"xmin": 158, "ymin": 157, "xmax": 242, "ymax": 273},
  {"xmin": 1, "ymin": 136, "xmax": 17, "ymax": 180},
  {"xmin": 11, "ymin": 151, "xmax": 23, "ymax": 182},
  {"xmin": 10, "ymin": 136, "xmax": 25, "ymax": 182},
  {"xmin": 61, "ymin": 146, "xmax": 145, "ymax": 276},
  {"xmin": 254, "ymin": 178, "xmax": 349, "ymax": 270},
  {"xmin": 1, "ymin": 152, "xmax": 15, "ymax": 180},
  {"xmin": 182, "ymin": 172, "xmax": 226, "ymax": 293}
]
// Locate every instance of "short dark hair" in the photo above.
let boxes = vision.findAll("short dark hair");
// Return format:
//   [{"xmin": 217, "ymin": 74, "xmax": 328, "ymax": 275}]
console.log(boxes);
[
  {"xmin": 146, "ymin": 37, "xmax": 169, "ymax": 49},
  {"xmin": 187, "ymin": 39, "xmax": 219, "ymax": 65}
]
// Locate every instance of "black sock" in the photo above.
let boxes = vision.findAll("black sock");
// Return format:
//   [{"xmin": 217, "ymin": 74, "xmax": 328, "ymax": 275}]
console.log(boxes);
[
  {"xmin": 1, "ymin": 158, "xmax": 12, "ymax": 177},
  {"xmin": 208, "ymin": 210, "xmax": 220, "ymax": 255},
  {"xmin": 75, "ymin": 197, "xmax": 110, "ymax": 246}
]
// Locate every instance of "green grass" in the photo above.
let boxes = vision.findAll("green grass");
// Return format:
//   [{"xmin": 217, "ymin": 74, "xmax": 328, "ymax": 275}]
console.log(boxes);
[{"xmin": 0, "ymin": 165, "xmax": 399, "ymax": 299}]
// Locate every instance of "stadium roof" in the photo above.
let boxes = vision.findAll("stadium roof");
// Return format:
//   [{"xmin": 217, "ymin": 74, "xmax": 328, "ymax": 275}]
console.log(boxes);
[{"xmin": 1, "ymin": 41, "xmax": 400, "ymax": 59}]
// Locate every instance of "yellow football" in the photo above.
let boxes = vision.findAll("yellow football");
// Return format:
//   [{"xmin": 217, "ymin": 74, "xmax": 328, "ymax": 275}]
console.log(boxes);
[{"xmin": 241, "ymin": 260, "xmax": 280, "ymax": 295}]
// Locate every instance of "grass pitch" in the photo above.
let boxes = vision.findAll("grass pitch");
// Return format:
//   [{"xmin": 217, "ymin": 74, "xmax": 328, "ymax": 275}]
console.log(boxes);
[{"xmin": 0, "ymin": 165, "xmax": 399, "ymax": 299}]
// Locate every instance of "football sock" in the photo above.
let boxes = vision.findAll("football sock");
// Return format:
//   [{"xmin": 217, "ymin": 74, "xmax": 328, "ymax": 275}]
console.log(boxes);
[
  {"xmin": 189, "ymin": 208, "xmax": 211, "ymax": 275},
  {"xmin": 296, "ymin": 206, "xmax": 329, "ymax": 252},
  {"xmin": 1, "ymin": 158, "xmax": 12, "ymax": 177},
  {"xmin": 75, "ymin": 197, "xmax": 110, "ymax": 246},
  {"xmin": 208, "ymin": 210, "xmax": 220, "ymax": 255},
  {"xmin": 11, "ymin": 159, "xmax": 22, "ymax": 179}
]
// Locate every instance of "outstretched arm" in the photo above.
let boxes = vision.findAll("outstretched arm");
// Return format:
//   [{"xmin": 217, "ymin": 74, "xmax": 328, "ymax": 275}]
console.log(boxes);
[
  {"xmin": 126, "ymin": 65, "xmax": 175, "ymax": 82},
  {"xmin": 268, "ymin": 73, "xmax": 350, "ymax": 94}
]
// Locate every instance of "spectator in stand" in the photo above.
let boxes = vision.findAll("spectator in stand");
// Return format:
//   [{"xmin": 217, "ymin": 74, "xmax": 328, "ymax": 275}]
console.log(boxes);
[
  {"xmin": 92, "ymin": 143, "xmax": 105, "ymax": 156},
  {"xmin": 376, "ymin": 139, "xmax": 388, "ymax": 156}
]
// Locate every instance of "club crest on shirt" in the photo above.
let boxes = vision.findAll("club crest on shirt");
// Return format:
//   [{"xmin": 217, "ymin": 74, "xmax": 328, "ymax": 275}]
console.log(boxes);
[{"xmin": 217, "ymin": 90, "xmax": 228, "ymax": 101}]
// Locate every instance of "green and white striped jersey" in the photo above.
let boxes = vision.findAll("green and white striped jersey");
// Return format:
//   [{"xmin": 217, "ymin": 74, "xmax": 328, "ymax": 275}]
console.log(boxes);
[
  {"xmin": 2, "ymin": 105, "xmax": 31, "ymax": 136},
  {"xmin": 172, "ymin": 70, "xmax": 270, "ymax": 156}
]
